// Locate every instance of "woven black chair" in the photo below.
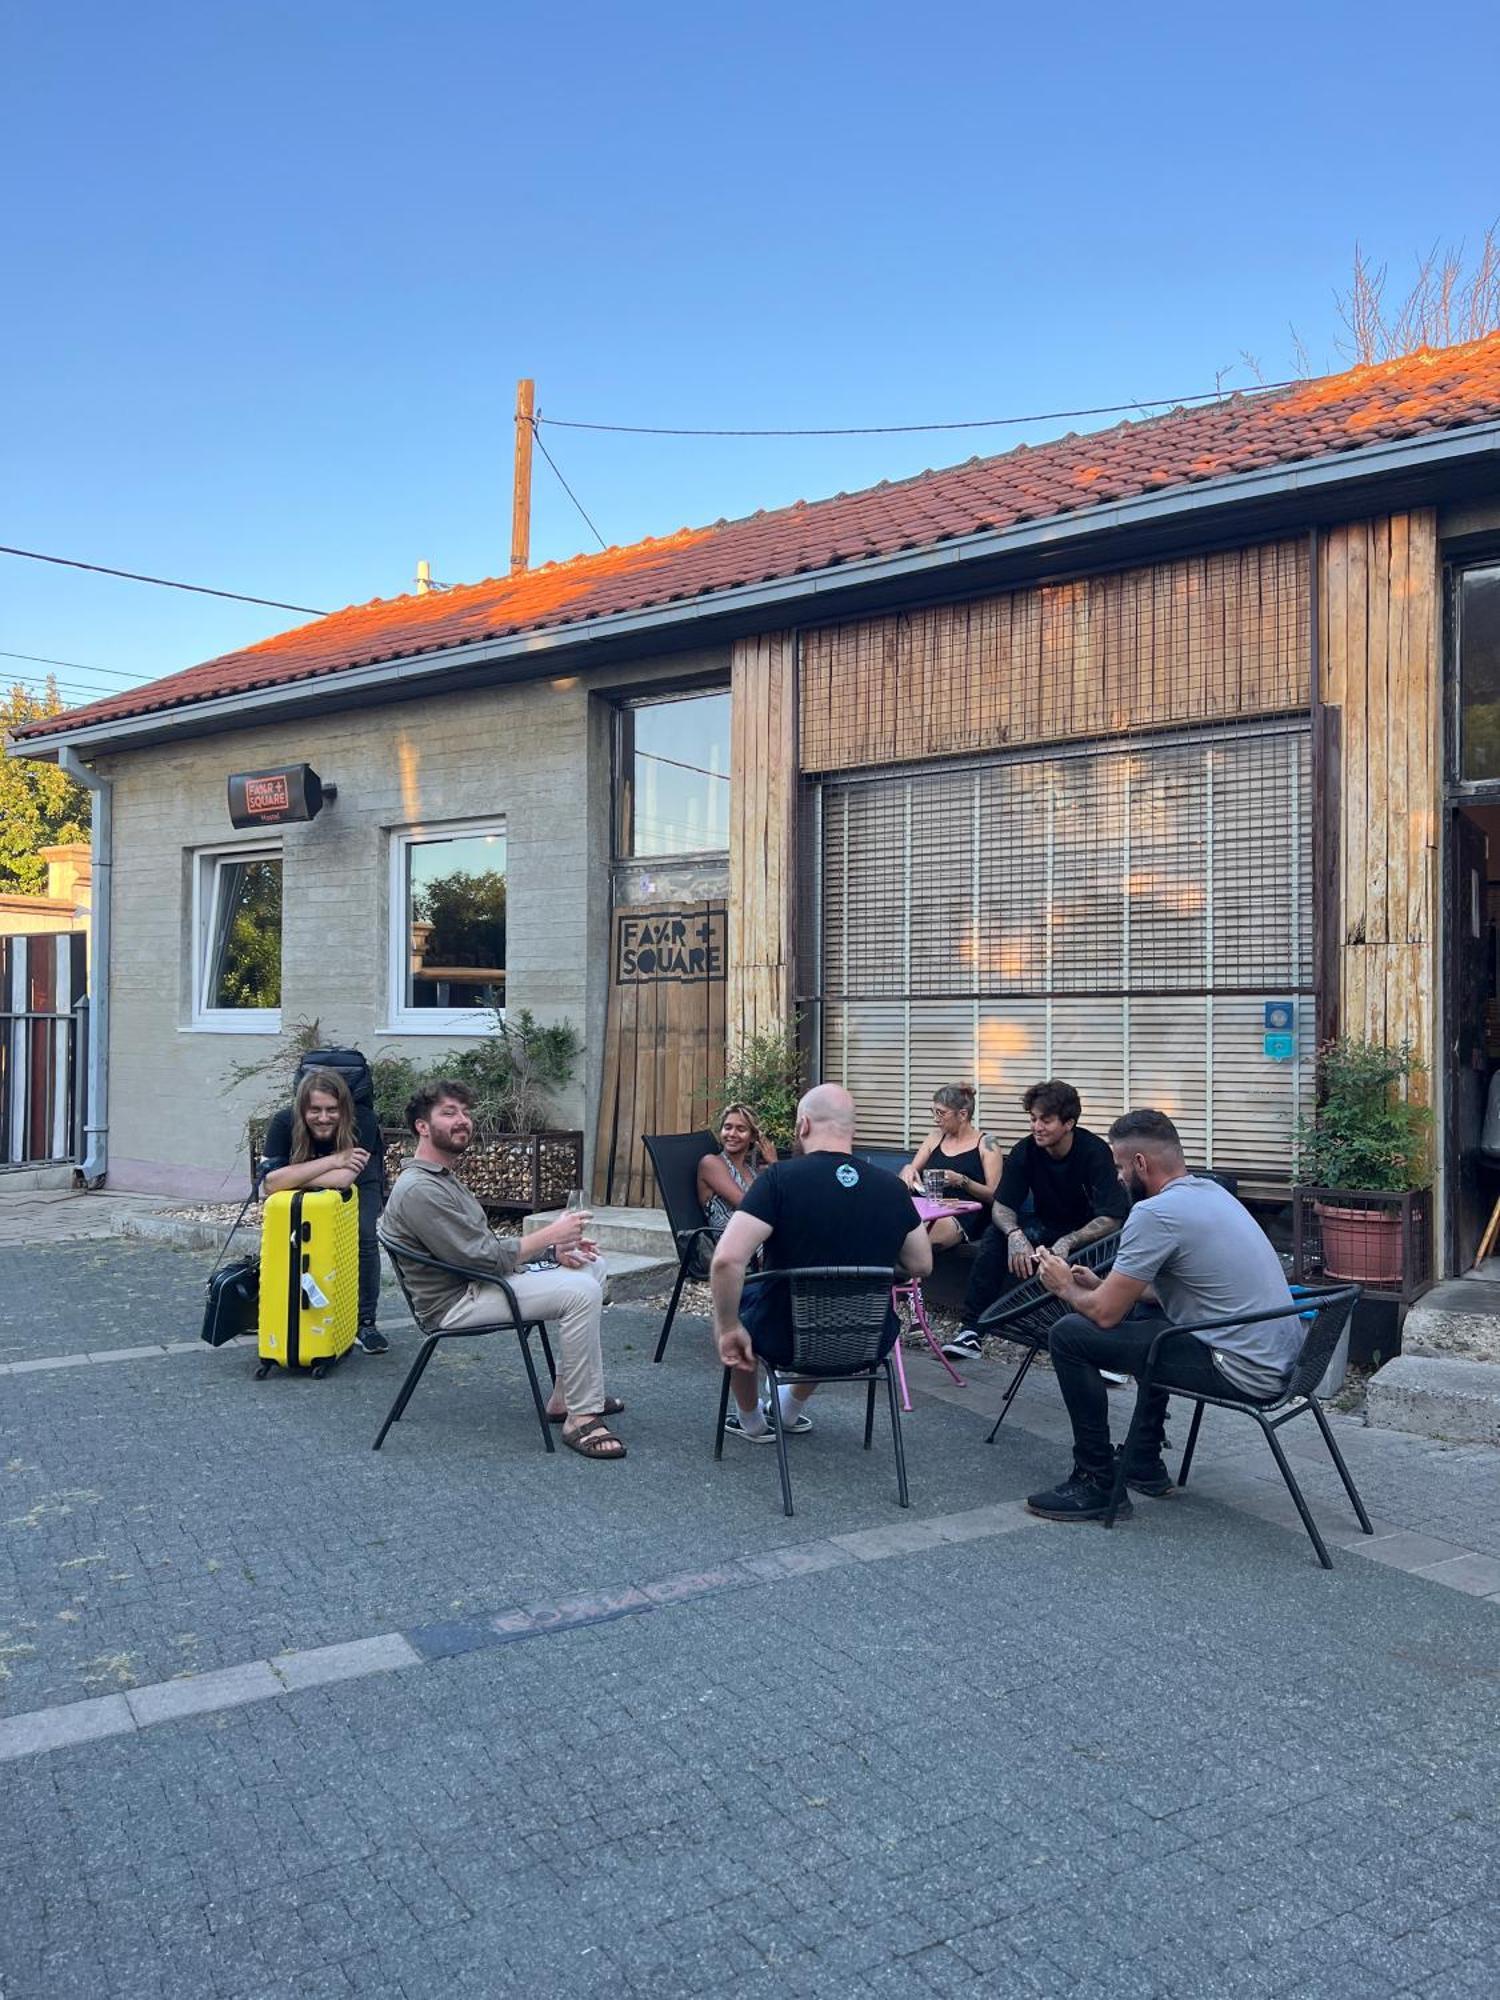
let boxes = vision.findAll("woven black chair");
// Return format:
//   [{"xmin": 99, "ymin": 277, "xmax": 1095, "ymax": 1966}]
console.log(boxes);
[
  {"xmin": 713, "ymin": 1265, "xmax": 909, "ymax": 1518},
  {"xmin": 643, "ymin": 1130, "xmax": 721, "ymax": 1364},
  {"xmin": 373, "ymin": 1232, "xmax": 558, "ymax": 1454},
  {"xmin": 1102, "ymin": 1285, "xmax": 1372, "ymax": 1568},
  {"xmin": 977, "ymin": 1230, "xmax": 1124, "ymax": 1444}
]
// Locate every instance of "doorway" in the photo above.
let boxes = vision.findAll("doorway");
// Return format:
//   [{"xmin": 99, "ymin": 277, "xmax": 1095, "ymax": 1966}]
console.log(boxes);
[{"xmin": 1444, "ymin": 801, "xmax": 1500, "ymax": 1270}]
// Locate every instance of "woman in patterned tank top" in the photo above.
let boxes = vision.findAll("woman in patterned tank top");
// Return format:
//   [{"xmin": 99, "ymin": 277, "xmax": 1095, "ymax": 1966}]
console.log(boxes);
[{"xmin": 698, "ymin": 1103, "xmax": 778, "ymax": 1241}]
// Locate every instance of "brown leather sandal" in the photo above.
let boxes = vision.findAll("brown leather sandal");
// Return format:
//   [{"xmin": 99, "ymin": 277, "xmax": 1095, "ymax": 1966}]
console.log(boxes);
[
  {"xmin": 548, "ymin": 1395, "xmax": 625, "ymax": 1424},
  {"xmin": 561, "ymin": 1415, "xmax": 627, "ymax": 1460}
]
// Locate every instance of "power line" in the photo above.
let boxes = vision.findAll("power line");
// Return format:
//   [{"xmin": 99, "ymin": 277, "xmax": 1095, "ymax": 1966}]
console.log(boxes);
[
  {"xmin": 538, "ymin": 377, "xmax": 1303, "ymax": 440},
  {"xmin": 0, "ymin": 648, "xmax": 145, "ymax": 684},
  {"xmin": 0, "ymin": 545, "xmax": 328, "ymax": 615},
  {"xmin": 529, "ymin": 423, "xmax": 607, "ymax": 551}
]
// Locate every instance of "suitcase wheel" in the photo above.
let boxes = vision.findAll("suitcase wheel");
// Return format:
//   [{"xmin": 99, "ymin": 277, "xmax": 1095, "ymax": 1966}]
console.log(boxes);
[
  {"xmin": 312, "ymin": 1360, "xmax": 329, "ymax": 1379},
  {"xmin": 254, "ymin": 1361, "xmax": 272, "ymax": 1380}
]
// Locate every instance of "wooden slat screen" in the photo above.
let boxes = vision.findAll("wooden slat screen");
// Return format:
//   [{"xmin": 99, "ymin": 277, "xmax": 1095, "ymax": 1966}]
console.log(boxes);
[{"xmin": 799, "ymin": 539, "xmax": 1309, "ymax": 774}]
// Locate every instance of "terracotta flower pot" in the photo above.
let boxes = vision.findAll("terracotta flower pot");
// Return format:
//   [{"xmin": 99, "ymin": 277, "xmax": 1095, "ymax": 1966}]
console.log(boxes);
[{"xmin": 1313, "ymin": 1201, "xmax": 1405, "ymax": 1285}]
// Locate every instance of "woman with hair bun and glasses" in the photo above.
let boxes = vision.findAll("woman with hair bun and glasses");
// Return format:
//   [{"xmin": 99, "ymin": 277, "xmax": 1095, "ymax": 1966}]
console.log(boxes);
[{"xmin": 899, "ymin": 1084, "xmax": 1002, "ymax": 1251}]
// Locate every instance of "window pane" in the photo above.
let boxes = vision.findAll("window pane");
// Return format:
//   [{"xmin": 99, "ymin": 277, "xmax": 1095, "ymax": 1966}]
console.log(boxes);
[
  {"xmin": 1460, "ymin": 567, "xmax": 1500, "ymax": 782},
  {"xmin": 209, "ymin": 858, "xmax": 282, "ymax": 1009},
  {"xmin": 406, "ymin": 831, "xmax": 507, "ymax": 1010},
  {"xmin": 627, "ymin": 691, "xmax": 730, "ymax": 855}
]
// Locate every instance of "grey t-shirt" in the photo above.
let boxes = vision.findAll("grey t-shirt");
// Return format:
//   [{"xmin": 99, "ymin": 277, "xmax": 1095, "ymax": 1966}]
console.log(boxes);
[{"xmin": 1112, "ymin": 1175, "xmax": 1301, "ymax": 1395}]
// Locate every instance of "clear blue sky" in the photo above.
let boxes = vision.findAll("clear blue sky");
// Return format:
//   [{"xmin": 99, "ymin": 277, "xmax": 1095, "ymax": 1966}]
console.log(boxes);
[{"xmin": 3, "ymin": 0, "xmax": 1498, "ymax": 710}]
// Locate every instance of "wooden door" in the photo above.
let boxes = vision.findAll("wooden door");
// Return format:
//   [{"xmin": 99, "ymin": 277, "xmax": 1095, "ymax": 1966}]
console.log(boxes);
[
  {"xmin": 1446, "ymin": 809, "xmax": 1491, "ymax": 1270},
  {"xmin": 593, "ymin": 901, "xmax": 726, "ymax": 1205}
]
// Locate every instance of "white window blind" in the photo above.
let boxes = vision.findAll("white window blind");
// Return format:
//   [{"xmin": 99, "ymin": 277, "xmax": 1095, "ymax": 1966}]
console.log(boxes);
[{"xmin": 815, "ymin": 725, "xmax": 1312, "ymax": 1174}]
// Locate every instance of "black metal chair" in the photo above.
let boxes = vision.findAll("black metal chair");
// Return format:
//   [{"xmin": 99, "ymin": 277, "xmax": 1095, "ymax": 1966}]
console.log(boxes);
[
  {"xmin": 373, "ymin": 1232, "xmax": 558, "ymax": 1454},
  {"xmin": 713, "ymin": 1265, "xmax": 909, "ymax": 1518},
  {"xmin": 1103, "ymin": 1285, "xmax": 1372, "ymax": 1568},
  {"xmin": 643, "ymin": 1129, "xmax": 720, "ymax": 1364},
  {"xmin": 977, "ymin": 1230, "xmax": 1124, "ymax": 1443}
]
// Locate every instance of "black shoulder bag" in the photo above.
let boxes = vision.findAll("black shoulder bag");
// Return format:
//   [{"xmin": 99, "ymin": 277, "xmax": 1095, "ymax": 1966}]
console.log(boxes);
[{"xmin": 200, "ymin": 1191, "xmax": 262, "ymax": 1347}]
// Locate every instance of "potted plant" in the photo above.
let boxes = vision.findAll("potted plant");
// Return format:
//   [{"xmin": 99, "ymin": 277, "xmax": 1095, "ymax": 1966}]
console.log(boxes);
[
  {"xmin": 711, "ymin": 1019, "xmax": 804, "ymax": 1154},
  {"xmin": 1295, "ymin": 1038, "xmax": 1432, "ymax": 1285}
]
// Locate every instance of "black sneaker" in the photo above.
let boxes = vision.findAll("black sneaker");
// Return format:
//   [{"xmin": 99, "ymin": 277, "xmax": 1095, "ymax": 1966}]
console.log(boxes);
[
  {"xmin": 1115, "ymin": 1445, "xmax": 1174, "ymax": 1496},
  {"xmin": 941, "ymin": 1329, "xmax": 983, "ymax": 1359},
  {"xmin": 355, "ymin": 1323, "xmax": 389, "ymax": 1355},
  {"xmin": 1026, "ymin": 1470, "xmax": 1132, "ymax": 1522}
]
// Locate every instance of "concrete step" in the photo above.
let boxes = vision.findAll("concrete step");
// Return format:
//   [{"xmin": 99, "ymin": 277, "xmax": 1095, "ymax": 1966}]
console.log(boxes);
[
  {"xmin": 1366, "ymin": 1353, "xmax": 1500, "ymax": 1447},
  {"xmin": 1402, "ymin": 1277, "xmax": 1500, "ymax": 1364},
  {"xmin": 522, "ymin": 1205, "xmax": 677, "ymax": 1260},
  {"xmin": 599, "ymin": 1250, "xmax": 676, "ymax": 1303}
]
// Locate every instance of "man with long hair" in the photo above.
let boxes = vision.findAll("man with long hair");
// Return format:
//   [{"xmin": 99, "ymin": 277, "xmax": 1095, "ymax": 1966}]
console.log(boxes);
[{"xmin": 260, "ymin": 1066, "xmax": 389, "ymax": 1352}]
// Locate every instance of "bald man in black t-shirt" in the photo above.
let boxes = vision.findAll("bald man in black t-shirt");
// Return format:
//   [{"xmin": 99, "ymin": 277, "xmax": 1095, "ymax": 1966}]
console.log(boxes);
[{"xmin": 711, "ymin": 1084, "xmax": 931, "ymax": 1442}]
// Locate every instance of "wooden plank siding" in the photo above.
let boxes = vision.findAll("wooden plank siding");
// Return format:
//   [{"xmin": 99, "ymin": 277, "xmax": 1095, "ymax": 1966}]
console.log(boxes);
[
  {"xmin": 727, "ymin": 631, "xmax": 797, "ymax": 1046},
  {"xmin": 798, "ymin": 539, "xmax": 1310, "ymax": 773},
  {"xmin": 1317, "ymin": 512, "xmax": 1440, "ymax": 1092}
]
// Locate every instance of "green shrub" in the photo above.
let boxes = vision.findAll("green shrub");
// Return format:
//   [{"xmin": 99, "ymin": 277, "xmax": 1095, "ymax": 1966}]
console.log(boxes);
[
  {"xmin": 1295, "ymin": 1037, "xmax": 1431, "ymax": 1191},
  {"xmin": 714, "ymin": 1020, "xmax": 804, "ymax": 1154}
]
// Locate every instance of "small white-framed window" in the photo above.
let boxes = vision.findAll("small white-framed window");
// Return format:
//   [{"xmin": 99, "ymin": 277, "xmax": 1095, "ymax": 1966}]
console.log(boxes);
[
  {"xmin": 191, "ymin": 844, "xmax": 283, "ymax": 1031},
  {"xmin": 388, "ymin": 819, "xmax": 507, "ymax": 1034}
]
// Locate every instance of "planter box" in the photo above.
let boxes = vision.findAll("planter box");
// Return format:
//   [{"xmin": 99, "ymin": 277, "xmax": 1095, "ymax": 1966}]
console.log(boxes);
[
  {"xmin": 1291, "ymin": 1187, "xmax": 1433, "ymax": 1307},
  {"xmin": 380, "ymin": 1128, "xmax": 584, "ymax": 1218},
  {"xmin": 248, "ymin": 1119, "xmax": 584, "ymax": 1220}
]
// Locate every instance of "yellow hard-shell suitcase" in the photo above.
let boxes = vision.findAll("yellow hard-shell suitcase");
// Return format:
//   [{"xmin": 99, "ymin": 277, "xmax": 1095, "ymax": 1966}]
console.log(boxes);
[{"xmin": 256, "ymin": 1187, "xmax": 359, "ymax": 1377}]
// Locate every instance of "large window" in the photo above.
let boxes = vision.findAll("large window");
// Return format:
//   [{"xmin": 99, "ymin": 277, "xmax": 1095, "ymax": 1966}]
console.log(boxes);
[
  {"xmin": 193, "ymin": 846, "xmax": 282, "ymax": 1030},
  {"xmin": 618, "ymin": 689, "xmax": 730, "ymax": 857},
  {"xmin": 389, "ymin": 821, "xmax": 506, "ymax": 1032},
  {"xmin": 1458, "ymin": 563, "xmax": 1500, "ymax": 782}
]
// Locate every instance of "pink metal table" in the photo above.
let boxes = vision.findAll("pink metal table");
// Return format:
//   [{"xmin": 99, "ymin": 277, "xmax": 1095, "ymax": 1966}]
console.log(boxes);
[{"xmin": 890, "ymin": 1197, "xmax": 984, "ymax": 1411}]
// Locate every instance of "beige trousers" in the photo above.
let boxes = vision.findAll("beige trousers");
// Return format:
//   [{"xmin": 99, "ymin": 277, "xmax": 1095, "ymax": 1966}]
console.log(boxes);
[{"xmin": 438, "ymin": 1264, "xmax": 607, "ymax": 1415}]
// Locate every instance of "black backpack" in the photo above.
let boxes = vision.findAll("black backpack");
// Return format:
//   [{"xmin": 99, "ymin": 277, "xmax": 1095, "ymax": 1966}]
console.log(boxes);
[{"xmin": 295, "ymin": 1046, "xmax": 374, "ymax": 1109}]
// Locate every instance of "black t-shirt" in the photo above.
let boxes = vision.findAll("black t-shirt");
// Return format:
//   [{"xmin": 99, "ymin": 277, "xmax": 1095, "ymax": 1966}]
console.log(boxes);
[
  {"xmin": 737, "ymin": 1152, "xmax": 920, "ymax": 1335},
  {"xmin": 260, "ymin": 1103, "xmax": 384, "ymax": 1197},
  {"xmin": 996, "ymin": 1127, "xmax": 1128, "ymax": 1239}
]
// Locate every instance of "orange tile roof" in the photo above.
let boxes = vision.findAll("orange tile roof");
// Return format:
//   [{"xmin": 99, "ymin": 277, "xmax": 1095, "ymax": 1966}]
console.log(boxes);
[{"xmin": 16, "ymin": 333, "xmax": 1500, "ymax": 744}]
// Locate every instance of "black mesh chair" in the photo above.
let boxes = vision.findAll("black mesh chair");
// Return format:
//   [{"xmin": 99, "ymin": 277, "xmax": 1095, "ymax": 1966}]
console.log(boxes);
[
  {"xmin": 713, "ymin": 1265, "xmax": 909, "ymax": 1518},
  {"xmin": 977, "ymin": 1230, "xmax": 1123, "ymax": 1443},
  {"xmin": 643, "ymin": 1130, "xmax": 720, "ymax": 1364},
  {"xmin": 374, "ymin": 1232, "xmax": 558, "ymax": 1454},
  {"xmin": 1103, "ymin": 1285, "xmax": 1372, "ymax": 1569}
]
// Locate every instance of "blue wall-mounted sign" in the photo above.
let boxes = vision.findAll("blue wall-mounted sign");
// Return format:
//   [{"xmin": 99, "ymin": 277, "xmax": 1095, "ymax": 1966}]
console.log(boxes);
[
  {"xmin": 1263, "ymin": 1001, "xmax": 1295, "ymax": 1033},
  {"xmin": 1263, "ymin": 1032, "xmax": 1295, "ymax": 1063}
]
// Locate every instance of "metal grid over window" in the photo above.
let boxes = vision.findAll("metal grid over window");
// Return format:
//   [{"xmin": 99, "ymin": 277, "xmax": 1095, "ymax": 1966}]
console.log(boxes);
[{"xmin": 811, "ymin": 723, "xmax": 1313, "ymax": 1174}]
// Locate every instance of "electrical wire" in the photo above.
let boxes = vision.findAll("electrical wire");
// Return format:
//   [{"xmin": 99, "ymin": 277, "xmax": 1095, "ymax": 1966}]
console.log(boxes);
[
  {"xmin": 0, "ymin": 545, "xmax": 328, "ymax": 615},
  {"xmin": 538, "ymin": 377, "xmax": 1303, "ymax": 439},
  {"xmin": 0, "ymin": 660, "xmax": 144, "ymax": 692},
  {"xmin": 529, "ymin": 422, "xmax": 607, "ymax": 551}
]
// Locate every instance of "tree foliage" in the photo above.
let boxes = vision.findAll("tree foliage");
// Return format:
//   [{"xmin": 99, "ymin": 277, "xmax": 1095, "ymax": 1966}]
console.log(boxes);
[{"xmin": 0, "ymin": 680, "xmax": 91, "ymax": 895}]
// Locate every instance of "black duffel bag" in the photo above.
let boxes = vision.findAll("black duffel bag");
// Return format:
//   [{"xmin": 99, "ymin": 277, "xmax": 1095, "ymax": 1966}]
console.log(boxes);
[
  {"xmin": 201, "ymin": 1192, "xmax": 261, "ymax": 1346},
  {"xmin": 294, "ymin": 1046, "xmax": 374, "ymax": 1108}
]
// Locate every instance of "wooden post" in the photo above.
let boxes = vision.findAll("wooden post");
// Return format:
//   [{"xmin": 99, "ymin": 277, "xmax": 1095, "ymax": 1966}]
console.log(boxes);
[{"xmin": 510, "ymin": 378, "xmax": 535, "ymax": 574}]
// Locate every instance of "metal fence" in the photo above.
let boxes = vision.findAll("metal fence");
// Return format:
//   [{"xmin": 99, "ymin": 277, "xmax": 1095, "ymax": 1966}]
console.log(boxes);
[{"xmin": 1, "ymin": 934, "xmax": 88, "ymax": 1169}]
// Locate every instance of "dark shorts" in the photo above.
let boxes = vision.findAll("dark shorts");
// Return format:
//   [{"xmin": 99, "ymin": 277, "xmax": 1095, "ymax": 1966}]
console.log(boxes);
[{"xmin": 741, "ymin": 1278, "xmax": 900, "ymax": 1371}]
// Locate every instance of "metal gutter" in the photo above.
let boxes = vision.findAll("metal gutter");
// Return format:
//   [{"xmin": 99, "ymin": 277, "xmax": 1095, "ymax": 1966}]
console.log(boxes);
[
  {"xmin": 58, "ymin": 749, "xmax": 111, "ymax": 1186},
  {"xmin": 14, "ymin": 416, "xmax": 1500, "ymax": 762}
]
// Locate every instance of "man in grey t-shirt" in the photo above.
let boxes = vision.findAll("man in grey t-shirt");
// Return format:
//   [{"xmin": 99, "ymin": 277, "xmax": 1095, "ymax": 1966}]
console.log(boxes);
[{"xmin": 1025, "ymin": 1107, "xmax": 1302, "ymax": 1523}]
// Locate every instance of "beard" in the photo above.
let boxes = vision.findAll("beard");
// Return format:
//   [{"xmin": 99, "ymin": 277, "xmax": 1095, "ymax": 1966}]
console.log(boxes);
[{"xmin": 1123, "ymin": 1166, "xmax": 1148, "ymax": 1204}]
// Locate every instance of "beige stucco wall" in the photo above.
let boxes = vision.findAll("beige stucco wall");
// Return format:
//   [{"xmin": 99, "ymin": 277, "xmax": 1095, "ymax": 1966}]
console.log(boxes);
[{"xmin": 97, "ymin": 646, "xmax": 726, "ymax": 1197}]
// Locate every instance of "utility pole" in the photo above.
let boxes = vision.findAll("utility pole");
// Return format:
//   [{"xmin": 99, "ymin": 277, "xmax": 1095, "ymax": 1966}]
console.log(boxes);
[{"xmin": 510, "ymin": 378, "xmax": 535, "ymax": 574}]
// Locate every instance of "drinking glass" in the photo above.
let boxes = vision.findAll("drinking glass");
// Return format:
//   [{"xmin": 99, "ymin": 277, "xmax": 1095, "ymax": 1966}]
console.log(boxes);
[
  {"xmin": 565, "ymin": 1188, "xmax": 587, "ymax": 1212},
  {"xmin": 923, "ymin": 1169, "xmax": 948, "ymax": 1200}
]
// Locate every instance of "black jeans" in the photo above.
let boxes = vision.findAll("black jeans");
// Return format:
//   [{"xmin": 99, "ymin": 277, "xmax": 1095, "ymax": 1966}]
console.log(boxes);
[
  {"xmin": 357, "ymin": 1183, "xmax": 382, "ymax": 1325},
  {"xmin": 960, "ymin": 1219, "xmax": 1049, "ymax": 1324},
  {"xmin": 1047, "ymin": 1313, "xmax": 1270, "ymax": 1483}
]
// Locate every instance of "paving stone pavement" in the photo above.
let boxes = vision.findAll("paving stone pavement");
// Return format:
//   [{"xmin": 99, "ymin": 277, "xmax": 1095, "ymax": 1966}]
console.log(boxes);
[{"xmin": 2, "ymin": 1233, "xmax": 1499, "ymax": 1998}]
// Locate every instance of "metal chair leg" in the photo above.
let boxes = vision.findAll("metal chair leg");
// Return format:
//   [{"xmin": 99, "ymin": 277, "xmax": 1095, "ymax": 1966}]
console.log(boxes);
[
  {"xmin": 653, "ymin": 1244, "xmax": 695, "ymax": 1364},
  {"xmin": 372, "ymin": 1337, "xmax": 438, "ymax": 1450},
  {"xmin": 538, "ymin": 1325, "xmax": 557, "ymax": 1386},
  {"xmin": 1307, "ymin": 1397, "xmax": 1374, "ymax": 1534},
  {"xmin": 713, "ymin": 1365, "xmax": 733, "ymax": 1459},
  {"xmin": 885, "ymin": 1359, "xmax": 910, "ymax": 1508},
  {"xmin": 764, "ymin": 1364, "xmax": 795, "ymax": 1517},
  {"xmin": 1259, "ymin": 1415, "xmax": 1334, "ymax": 1569},
  {"xmin": 864, "ymin": 1374, "xmax": 878, "ymax": 1448},
  {"xmin": 515, "ymin": 1326, "xmax": 556, "ymax": 1453},
  {"xmin": 1177, "ymin": 1400, "xmax": 1206, "ymax": 1486},
  {"xmin": 985, "ymin": 1345, "xmax": 1040, "ymax": 1444},
  {"xmin": 1104, "ymin": 1379, "xmax": 1153, "ymax": 1528}
]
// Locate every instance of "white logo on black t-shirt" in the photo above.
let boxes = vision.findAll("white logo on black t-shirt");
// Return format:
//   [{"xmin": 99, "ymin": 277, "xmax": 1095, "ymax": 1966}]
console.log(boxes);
[{"xmin": 835, "ymin": 1163, "xmax": 859, "ymax": 1188}]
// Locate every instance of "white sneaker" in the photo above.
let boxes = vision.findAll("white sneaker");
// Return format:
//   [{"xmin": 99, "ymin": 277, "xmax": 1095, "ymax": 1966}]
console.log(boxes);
[
  {"xmin": 723, "ymin": 1408, "xmax": 774, "ymax": 1444},
  {"xmin": 941, "ymin": 1329, "xmax": 983, "ymax": 1360}
]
